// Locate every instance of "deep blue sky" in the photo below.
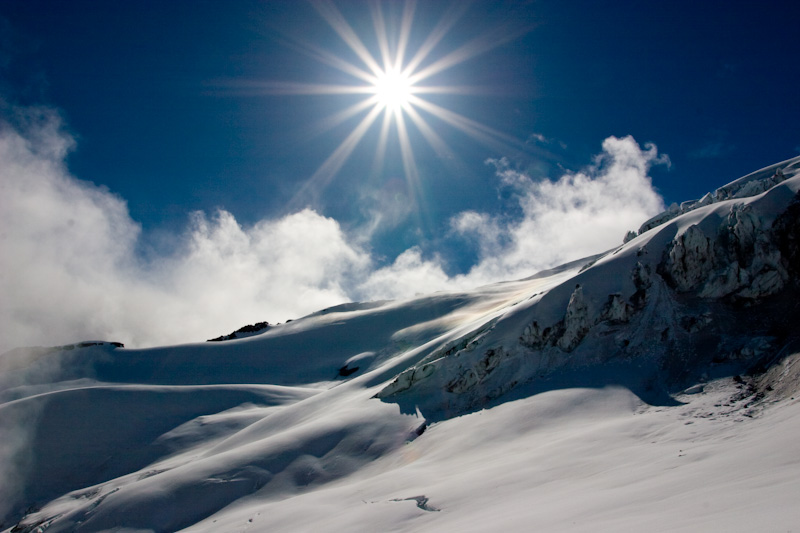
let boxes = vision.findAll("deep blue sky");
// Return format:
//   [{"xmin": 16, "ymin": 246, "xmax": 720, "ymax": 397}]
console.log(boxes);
[{"xmin": 2, "ymin": 0, "xmax": 799, "ymax": 269}]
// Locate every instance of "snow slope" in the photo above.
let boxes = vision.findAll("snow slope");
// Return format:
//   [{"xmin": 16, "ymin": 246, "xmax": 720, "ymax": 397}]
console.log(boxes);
[{"xmin": 2, "ymin": 156, "xmax": 799, "ymax": 532}]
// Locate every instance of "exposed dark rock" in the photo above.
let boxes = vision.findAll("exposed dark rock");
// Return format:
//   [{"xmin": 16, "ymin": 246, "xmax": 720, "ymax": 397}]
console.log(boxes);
[
  {"xmin": 520, "ymin": 320, "xmax": 558, "ymax": 350},
  {"xmin": 658, "ymin": 194, "xmax": 796, "ymax": 301},
  {"xmin": 375, "ymin": 160, "xmax": 800, "ymax": 416},
  {"xmin": 338, "ymin": 365, "xmax": 359, "ymax": 377},
  {"xmin": 601, "ymin": 293, "xmax": 633, "ymax": 324},
  {"xmin": 630, "ymin": 261, "xmax": 652, "ymax": 310},
  {"xmin": 660, "ymin": 224, "xmax": 715, "ymax": 292},
  {"xmin": 208, "ymin": 321, "xmax": 271, "ymax": 342},
  {"xmin": 773, "ymin": 195, "xmax": 800, "ymax": 279},
  {"xmin": 558, "ymin": 285, "xmax": 590, "ymax": 351}
]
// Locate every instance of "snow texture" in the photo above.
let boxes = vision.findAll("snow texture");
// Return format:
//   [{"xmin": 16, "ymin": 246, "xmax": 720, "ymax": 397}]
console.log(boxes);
[{"xmin": 2, "ymin": 156, "xmax": 800, "ymax": 532}]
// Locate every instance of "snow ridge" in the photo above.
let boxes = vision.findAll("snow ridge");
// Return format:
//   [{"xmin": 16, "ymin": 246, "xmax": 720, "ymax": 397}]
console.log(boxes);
[
  {"xmin": 638, "ymin": 155, "xmax": 800, "ymax": 234},
  {"xmin": 2, "ymin": 158, "xmax": 800, "ymax": 532},
  {"xmin": 374, "ymin": 162, "xmax": 800, "ymax": 416}
]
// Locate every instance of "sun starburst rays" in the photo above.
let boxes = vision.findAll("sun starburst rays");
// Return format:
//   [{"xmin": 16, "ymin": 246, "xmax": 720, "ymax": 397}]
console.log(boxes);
[{"xmin": 270, "ymin": 0, "xmax": 529, "ymax": 212}]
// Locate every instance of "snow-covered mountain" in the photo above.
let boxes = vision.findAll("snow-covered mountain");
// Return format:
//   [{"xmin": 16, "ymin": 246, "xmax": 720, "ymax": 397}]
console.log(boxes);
[{"xmin": 2, "ymin": 156, "xmax": 800, "ymax": 532}]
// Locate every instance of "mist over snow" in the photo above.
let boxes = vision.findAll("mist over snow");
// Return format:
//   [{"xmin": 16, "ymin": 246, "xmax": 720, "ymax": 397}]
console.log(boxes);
[
  {"xmin": 1, "ymin": 153, "xmax": 799, "ymax": 530},
  {"xmin": 2, "ymin": 1, "xmax": 799, "ymax": 529},
  {"xmin": 0, "ymin": 107, "xmax": 667, "ymax": 352}
]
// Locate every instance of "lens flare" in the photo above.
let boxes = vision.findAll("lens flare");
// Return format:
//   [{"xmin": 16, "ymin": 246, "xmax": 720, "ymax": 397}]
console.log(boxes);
[{"xmin": 242, "ymin": 0, "xmax": 531, "ymax": 209}]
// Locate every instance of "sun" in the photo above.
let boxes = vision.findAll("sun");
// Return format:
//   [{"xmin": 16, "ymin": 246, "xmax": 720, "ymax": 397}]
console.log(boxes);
[
  {"xmin": 262, "ymin": 0, "xmax": 526, "ymax": 206},
  {"xmin": 372, "ymin": 68, "xmax": 413, "ymax": 111}
]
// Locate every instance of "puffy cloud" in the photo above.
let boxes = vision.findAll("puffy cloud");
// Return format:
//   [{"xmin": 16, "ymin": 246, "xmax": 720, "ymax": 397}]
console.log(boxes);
[
  {"xmin": 0, "ymin": 108, "xmax": 668, "ymax": 352},
  {"xmin": 0, "ymin": 109, "xmax": 371, "ymax": 352},
  {"xmin": 0, "ymin": 108, "xmax": 141, "ymax": 349},
  {"xmin": 451, "ymin": 135, "xmax": 668, "ymax": 286},
  {"xmin": 357, "ymin": 247, "xmax": 454, "ymax": 301},
  {"xmin": 164, "ymin": 208, "xmax": 370, "ymax": 334},
  {"xmin": 353, "ymin": 136, "xmax": 668, "ymax": 298}
]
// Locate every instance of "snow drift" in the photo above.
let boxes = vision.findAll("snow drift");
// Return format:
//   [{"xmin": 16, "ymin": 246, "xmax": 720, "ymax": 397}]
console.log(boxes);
[{"xmin": 2, "ymin": 156, "xmax": 800, "ymax": 532}]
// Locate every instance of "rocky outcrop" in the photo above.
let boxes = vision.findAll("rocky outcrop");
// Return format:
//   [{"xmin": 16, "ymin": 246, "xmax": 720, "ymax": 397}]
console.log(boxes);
[
  {"xmin": 519, "ymin": 320, "xmax": 553, "ymax": 350},
  {"xmin": 455, "ymin": 184, "xmax": 798, "ymax": 406},
  {"xmin": 208, "ymin": 321, "xmax": 271, "ymax": 342},
  {"xmin": 519, "ymin": 262, "xmax": 646, "ymax": 354},
  {"xmin": 377, "ymin": 362, "xmax": 437, "ymax": 396},
  {"xmin": 375, "ymin": 319, "xmax": 500, "ymax": 399},
  {"xmin": 446, "ymin": 347, "xmax": 508, "ymax": 394},
  {"xmin": 600, "ymin": 293, "xmax": 633, "ymax": 323},
  {"xmin": 772, "ymin": 196, "xmax": 800, "ymax": 278},
  {"xmin": 375, "ymin": 161, "xmax": 800, "ymax": 414},
  {"xmin": 557, "ymin": 285, "xmax": 590, "ymax": 351},
  {"xmin": 518, "ymin": 285, "xmax": 590, "ymax": 352},
  {"xmin": 659, "ymin": 201, "xmax": 792, "ymax": 301},
  {"xmin": 660, "ymin": 224, "xmax": 716, "ymax": 292},
  {"xmin": 630, "ymin": 261, "xmax": 652, "ymax": 309}
]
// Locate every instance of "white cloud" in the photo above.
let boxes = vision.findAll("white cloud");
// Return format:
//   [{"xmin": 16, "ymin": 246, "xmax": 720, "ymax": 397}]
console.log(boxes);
[
  {"xmin": 352, "ymin": 177, "xmax": 414, "ymax": 243},
  {"xmin": 1, "ymin": 108, "xmax": 141, "ymax": 350},
  {"xmin": 0, "ymin": 108, "xmax": 668, "ymax": 352},
  {"xmin": 360, "ymin": 136, "xmax": 668, "ymax": 292},
  {"xmin": 356, "ymin": 247, "xmax": 454, "ymax": 301},
  {"xmin": 451, "ymin": 136, "xmax": 667, "ymax": 285},
  {"xmin": 526, "ymin": 132, "xmax": 567, "ymax": 150},
  {"xmin": 164, "ymin": 208, "xmax": 370, "ymax": 331},
  {"xmin": 0, "ymin": 108, "xmax": 371, "ymax": 352}
]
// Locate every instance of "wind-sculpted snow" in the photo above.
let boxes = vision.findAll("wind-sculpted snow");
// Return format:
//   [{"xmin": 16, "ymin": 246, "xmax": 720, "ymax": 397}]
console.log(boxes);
[
  {"xmin": 376, "ymin": 162, "xmax": 800, "ymax": 417},
  {"xmin": 2, "ymin": 160, "xmax": 800, "ymax": 531},
  {"xmin": 637, "ymin": 155, "xmax": 800, "ymax": 234}
]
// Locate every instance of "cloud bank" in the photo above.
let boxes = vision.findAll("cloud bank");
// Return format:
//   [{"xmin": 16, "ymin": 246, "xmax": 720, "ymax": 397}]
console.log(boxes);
[
  {"xmin": 362, "ymin": 136, "xmax": 668, "ymax": 298},
  {"xmin": 0, "ymin": 108, "xmax": 667, "ymax": 352},
  {"xmin": 462, "ymin": 136, "xmax": 667, "ymax": 281},
  {"xmin": 0, "ymin": 108, "xmax": 372, "ymax": 351}
]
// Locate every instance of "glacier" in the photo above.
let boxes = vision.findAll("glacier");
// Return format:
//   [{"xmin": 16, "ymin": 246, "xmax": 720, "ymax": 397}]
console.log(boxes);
[{"xmin": 1, "ymin": 156, "xmax": 800, "ymax": 532}]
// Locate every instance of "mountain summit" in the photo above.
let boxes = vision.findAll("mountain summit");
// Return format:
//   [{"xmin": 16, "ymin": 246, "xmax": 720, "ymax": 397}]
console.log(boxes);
[{"xmin": 2, "ymin": 156, "xmax": 800, "ymax": 532}]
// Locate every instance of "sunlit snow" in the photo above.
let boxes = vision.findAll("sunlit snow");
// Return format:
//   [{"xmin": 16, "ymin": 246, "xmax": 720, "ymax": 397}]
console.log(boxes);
[{"xmin": 1, "ymin": 157, "xmax": 799, "ymax": 532}]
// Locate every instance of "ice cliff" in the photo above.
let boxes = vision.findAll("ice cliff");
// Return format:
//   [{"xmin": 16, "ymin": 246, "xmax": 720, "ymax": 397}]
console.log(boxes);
[{"xmin": 376, "ymin": 156, "xmax": 800, "ymax": 415}]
